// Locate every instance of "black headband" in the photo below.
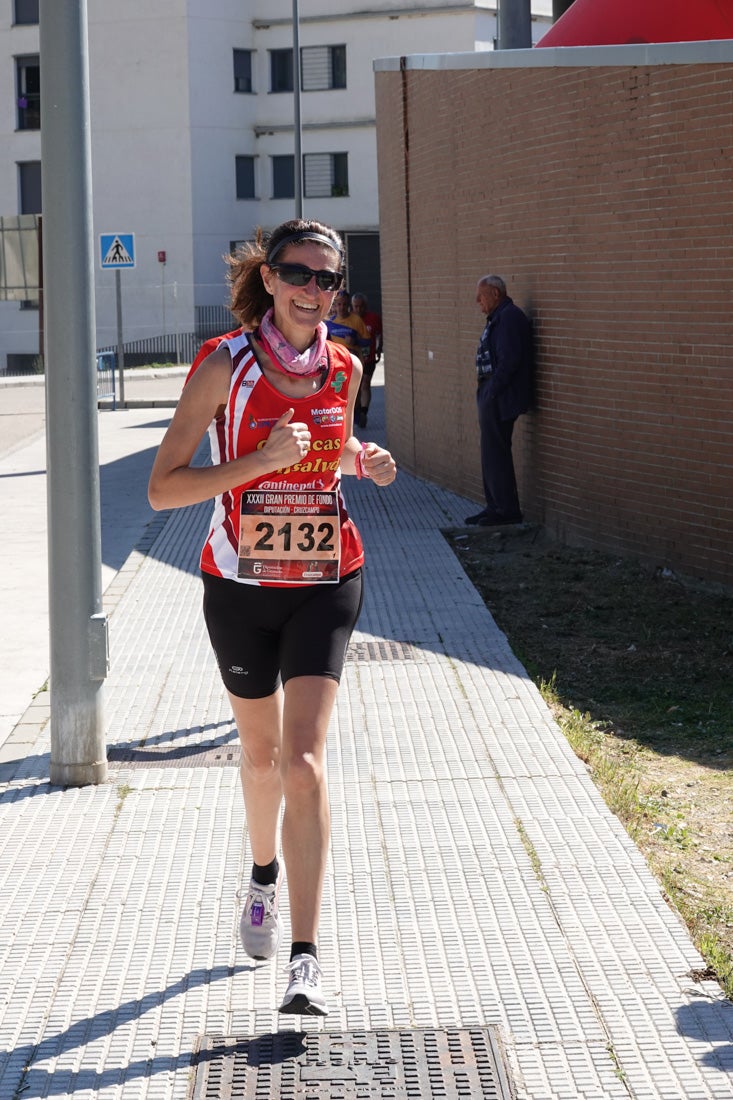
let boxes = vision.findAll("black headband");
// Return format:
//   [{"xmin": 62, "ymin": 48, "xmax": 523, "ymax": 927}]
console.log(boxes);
[{"xmin": 266, "ymin": 231, "xmax": 343, "ymax": 265}]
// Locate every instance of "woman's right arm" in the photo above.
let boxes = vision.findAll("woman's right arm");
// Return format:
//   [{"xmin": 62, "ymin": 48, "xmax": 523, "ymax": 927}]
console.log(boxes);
[{"xmin": 148, "ymin": 348, "xmax": 310, "ymax": 510}]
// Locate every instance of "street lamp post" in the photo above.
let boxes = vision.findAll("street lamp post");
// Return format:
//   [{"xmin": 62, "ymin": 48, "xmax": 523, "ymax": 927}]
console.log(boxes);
[
  {"xmin": 40, "ymin": 0, "xmax": 108, "ymax": 786},
  {"xmin": 293, "ymin": 0, "xmax": 303, "ymax": 218},
  {"xmin": 553, "ymin": 0, "xmax": 575, "ymax": 20},
  {"xmin": 498, "ymin": 0, "xmax": 532, "ymax": 48}
]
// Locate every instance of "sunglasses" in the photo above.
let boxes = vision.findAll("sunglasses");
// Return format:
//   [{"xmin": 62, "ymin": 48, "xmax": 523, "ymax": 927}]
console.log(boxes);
[{"xmin": 270, "ymin": 262, "xmax": 344, "ymax": 293}]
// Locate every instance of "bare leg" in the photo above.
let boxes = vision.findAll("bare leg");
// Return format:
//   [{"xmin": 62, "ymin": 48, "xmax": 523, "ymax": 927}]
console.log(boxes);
[
  {"xmin": 280, "ymin": 675, "xmax": 339, "ymax": 944},
  {"xmin": 228, "ymin": 688, "xmax": 284, "ymax": 866}
]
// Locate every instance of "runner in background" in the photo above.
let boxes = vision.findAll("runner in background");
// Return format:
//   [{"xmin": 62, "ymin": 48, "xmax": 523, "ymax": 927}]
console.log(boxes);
[
  {"xmin": 351, "ymin": 293, "xmax": 383, "ymax": 429},
  {"xmin": 325, "ymin": 288, "xmax": 370, "ymax": 370},
  {"xmin": 148, "ymin": 219, "xmax": 396, "ymax": 1016}
]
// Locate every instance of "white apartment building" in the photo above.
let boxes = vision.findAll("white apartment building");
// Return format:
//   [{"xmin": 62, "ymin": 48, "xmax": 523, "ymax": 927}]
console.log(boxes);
[{"xmin": 0, "ymin": 0, "xmax": 551, "ymax": 373}]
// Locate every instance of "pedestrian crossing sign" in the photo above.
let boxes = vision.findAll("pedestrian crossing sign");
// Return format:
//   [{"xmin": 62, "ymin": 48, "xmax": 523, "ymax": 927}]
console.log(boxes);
[{"xmin": 100, "ymin": 232, "xmax": 135, "ymax": 269}]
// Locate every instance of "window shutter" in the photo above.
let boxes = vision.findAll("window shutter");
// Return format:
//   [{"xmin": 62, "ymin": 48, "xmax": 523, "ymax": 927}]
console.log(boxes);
[
  {"xmin": 304, "ymin": 154, "xmax": 332, "ymax": 198},
  {"xmin": 301, "ymin": 46, "xmax": 330, "ymax": 91}
]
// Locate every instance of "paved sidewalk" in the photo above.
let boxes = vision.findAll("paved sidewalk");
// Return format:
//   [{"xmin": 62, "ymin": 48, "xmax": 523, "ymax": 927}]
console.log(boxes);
[{"xmin": 0, "ymin": 378, "xmax": 732, "ymax": 1099}]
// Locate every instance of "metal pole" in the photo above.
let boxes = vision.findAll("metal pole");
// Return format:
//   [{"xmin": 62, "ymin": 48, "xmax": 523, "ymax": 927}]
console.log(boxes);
[
  {"xmin": 40, "ymin": 0, "xmax": 108, "ymax": 786},
  {"xmin": 553, "ymin": 0, "xmax": 575, "ymax": 20},
  {"xmin": 115, "ymin": 269, "xmax": 125, "ymax": 404},
  {"xmin": 498, "ymin": 0, "xmax": 532, "ymax": 49},
  {"xmin": 292, "ymin": 0, "xmax": 303, "ymax": 218},
  {"xmin": 37, "ymin": 214, "xmax": 43, "ymax": 361},
  {"xmin": 160, "ymin": 260, "xmax": 166, "ymax": 338},
  {"xmin": 173, "ymin": 280, "xmax": 181, "ymax": 365}
]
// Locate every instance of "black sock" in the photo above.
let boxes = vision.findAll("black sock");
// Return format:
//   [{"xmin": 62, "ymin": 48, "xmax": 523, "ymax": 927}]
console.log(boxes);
[
  {"xmin": 290, "ymin": 941, "xmax": 317, "ymax": 962},
  {"xmin": 251, "ymin": 856, "xmax": 279, "ymax": 887}
]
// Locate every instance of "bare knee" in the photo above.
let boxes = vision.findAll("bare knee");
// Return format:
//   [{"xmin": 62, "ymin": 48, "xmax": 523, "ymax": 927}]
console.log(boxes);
[
  {"xmin": 282, "ymin": 751, "xmax": 323, "ymax": 799},
  {"xmin": 229, "ymin": 690, "xmax": 283, "ymax": 787},
  {"xmin": 241, "ymin": 743, "xmax": 280, "ymax": 786}
]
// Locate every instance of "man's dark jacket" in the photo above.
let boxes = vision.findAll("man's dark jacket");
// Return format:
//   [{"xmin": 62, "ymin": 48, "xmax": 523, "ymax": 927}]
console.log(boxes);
[{"xmin": 478, "ymin": 296, "xmax": 533, "ymax": 421}]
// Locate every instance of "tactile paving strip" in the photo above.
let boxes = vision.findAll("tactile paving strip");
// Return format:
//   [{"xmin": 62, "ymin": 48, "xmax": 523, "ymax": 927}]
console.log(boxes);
[
  {"xmin": 347, "ymin": 639, "xmax": 425, "ymax": 663},
  {"xmin": 3, "ymin": 388, "xmax": 732, "ymax": 1100},
  {"xmin": 189, "ymin": 1029, "xmax": 513, "ymax": 1099}
]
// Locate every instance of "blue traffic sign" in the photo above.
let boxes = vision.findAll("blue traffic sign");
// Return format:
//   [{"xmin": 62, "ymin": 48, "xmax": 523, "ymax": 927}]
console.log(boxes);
[{"xmin": 100, "ymin": 233, "xmax": 135, "ymax": 269}]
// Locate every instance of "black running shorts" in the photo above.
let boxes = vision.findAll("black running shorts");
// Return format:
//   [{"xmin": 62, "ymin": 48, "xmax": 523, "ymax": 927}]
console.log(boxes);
[{"xmin": 201, "ymin": 568, "xmax": 363, "ymax": 699}]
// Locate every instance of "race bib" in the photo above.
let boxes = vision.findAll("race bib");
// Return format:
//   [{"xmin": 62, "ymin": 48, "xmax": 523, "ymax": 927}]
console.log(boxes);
[{"xmin": 238, "ymin": 489, "xmax": 341, "ymax": 584}]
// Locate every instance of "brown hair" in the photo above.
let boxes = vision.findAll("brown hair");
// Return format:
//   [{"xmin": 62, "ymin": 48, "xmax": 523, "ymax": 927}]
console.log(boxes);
[{"xmin": 226, "ymin": 219, "xmax": 344, "ymax": 327}]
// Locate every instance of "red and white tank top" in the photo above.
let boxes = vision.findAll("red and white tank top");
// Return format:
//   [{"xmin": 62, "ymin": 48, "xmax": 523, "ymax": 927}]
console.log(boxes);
[{"xmin": 195, "ymin": 330, "xmax": 364, "ymax": 586}]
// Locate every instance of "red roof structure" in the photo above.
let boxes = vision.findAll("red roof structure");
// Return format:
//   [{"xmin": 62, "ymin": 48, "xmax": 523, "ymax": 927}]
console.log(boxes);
[{"xmin": 536, "ymin": 0, "xmax": 733, "ymax": 47}]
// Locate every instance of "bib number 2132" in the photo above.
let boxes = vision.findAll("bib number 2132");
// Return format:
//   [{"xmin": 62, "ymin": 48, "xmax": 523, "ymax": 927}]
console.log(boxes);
[{"xmin": 238, "ymin": 489, "xmax": 341, "ymax": 583}]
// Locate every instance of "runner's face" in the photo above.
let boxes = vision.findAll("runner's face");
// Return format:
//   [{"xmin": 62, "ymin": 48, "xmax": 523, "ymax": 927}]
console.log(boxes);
[
  {"xmin": 261, "ymin": 241, "xmax": 341, "ymax": 349},
  {"xmin": 334, "ymin": 292, "xmax": 350, "ymax": 318}
]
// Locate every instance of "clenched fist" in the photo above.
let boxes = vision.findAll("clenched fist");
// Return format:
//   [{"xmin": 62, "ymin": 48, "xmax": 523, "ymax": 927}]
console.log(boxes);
[
  {"xmin": 262, "ymin": 408, "xmax": 311, "ymax": 469},
  {"xmin": 361, "ymin": 442, "xmax": 397, "ymax": 486}
]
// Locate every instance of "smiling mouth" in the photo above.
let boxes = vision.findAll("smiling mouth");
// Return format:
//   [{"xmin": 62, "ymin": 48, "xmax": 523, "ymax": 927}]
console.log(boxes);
[{"xmin": 294, "ymin": 300, "xmax": 319, "ymax": 312}]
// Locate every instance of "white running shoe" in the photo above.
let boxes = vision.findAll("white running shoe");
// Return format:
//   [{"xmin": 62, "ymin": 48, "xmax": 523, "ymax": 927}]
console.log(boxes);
[
  {"xmin": 278, "ymin": 954, "xmax": 328, "ymax": 1016},
  {"xmin": 238, "ymin": 876, "xmax": 282, "ymax": 960}
]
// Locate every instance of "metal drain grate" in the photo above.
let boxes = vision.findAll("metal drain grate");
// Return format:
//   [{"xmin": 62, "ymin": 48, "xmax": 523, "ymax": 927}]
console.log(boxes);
[
  {"xmin": 107, "ymin": 742, "xmax": 241, "ymax": 769},
  {"xmin": 189, "ymin": 1028, "xmax": 513, "ymax": 1099},
  {"xmin": 347, "ymin": 640, "xmax": 423, "ymax": 662}
]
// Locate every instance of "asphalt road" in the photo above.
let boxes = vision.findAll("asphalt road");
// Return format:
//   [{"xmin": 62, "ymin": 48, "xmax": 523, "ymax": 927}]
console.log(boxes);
[{"xmin": 0, "ymin": 368, "xmax": 186, "ymax": 458}]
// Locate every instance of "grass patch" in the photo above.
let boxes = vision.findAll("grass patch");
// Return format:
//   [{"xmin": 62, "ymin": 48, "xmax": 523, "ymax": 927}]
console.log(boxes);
[
  {"xmin": 114, "ymin": 783, "xmax": 134, "ymax": 817},
  {"xmin": 447, "ymin": 525, "xmax": 733, "ymax": 999}
]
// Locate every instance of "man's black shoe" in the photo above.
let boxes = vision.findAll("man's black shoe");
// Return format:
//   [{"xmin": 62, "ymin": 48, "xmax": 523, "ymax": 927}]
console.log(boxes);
[
  {"xmin": 477, "ymin": 512, "xmax": 523, "ymax": 527},
  {"xmin": 465, "ymin": 510, "xmax": 493, "ymax": 525}
]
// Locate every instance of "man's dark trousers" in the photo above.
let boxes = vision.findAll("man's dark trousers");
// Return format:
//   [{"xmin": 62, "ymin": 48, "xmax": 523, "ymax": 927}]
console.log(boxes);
[{"xmin": 477, "ymin": 379, "xmax": 521, "ymax": 519}]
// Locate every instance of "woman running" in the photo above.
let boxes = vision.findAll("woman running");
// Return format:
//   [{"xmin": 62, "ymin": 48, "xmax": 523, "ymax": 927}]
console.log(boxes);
[{"xmin": 148, "ymin": 218, "xmax": 396, "ymax": 1015}]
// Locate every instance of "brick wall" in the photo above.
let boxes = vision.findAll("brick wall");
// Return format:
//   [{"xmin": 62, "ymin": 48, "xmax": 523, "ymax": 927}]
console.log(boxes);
[{"xmin": 375, "ymin": 57, "xmax": 733, "ymax": 586}]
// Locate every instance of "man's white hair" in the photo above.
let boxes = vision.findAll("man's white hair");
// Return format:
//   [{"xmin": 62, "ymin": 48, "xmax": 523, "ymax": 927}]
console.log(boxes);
[{"xmin": 478, "ymin": 275, "xmax": 506, "ymax": 295}]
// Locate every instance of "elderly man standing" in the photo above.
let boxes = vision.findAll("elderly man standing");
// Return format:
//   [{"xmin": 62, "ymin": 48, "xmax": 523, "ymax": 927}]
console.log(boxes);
[{"xmin": 466, "ymin": 275, "xmax": 533, "ymax": 526}]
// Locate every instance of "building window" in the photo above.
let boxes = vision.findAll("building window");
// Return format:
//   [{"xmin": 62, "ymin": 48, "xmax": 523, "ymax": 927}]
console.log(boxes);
[
  {"xmin": 18, "ymin": 161, "xmax": 42, "ymax": 214},
  {"xmin": 301, "ymin": 45, "xmax": 346, "ymax": 91},
  {"xmin": 235, "ymin": 156, "xmax": 256, "ymax": 199},
  {"xmin": 304, "ymin": 153, "xmax": 348, "ymax": 198},
  {"xmin": 13, "ymin": 0, "xmax": 39, "ymax": 24},
  {"xmin": 16, "ymin": 164, "xmax": 41, "ymax": 310},
  {"xmin": 233, "ymin": 49, "xmax": 253, "ymax": 93},
  {"xmin": 270, "ymin": 49, "xmax": 293, "ymax": 93},
  {"xmin": 16, "ymin": 55, "xmax": 40, "ymax": 130},
  {"xmin": 272, "ymin": 155, "xmax": 295, "ymax": 199}
]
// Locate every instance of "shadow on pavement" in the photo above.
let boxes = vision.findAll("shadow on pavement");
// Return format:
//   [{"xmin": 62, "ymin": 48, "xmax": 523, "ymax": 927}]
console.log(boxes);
[{"xmin": 2, "ymin": 965, "xmax": 255, "ymax": 1098}]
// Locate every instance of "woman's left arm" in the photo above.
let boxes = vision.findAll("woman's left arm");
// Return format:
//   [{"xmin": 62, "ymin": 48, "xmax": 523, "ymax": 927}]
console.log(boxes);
[{"xmin": 341, "ymin": 354, "xmax": 397, "ymax": 487}]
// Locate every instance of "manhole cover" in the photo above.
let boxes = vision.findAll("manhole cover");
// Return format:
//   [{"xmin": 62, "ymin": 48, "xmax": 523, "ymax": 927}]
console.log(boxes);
[{"xmin": 189, "ymin": 1028, "xmax": 513, "ymax": 1099}]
